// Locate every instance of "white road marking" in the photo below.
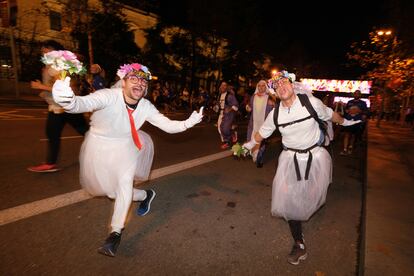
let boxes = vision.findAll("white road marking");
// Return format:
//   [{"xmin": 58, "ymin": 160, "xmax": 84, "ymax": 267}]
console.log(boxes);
[
  {"xmin": 0, "ymin": 118, "xmax": 45, "ymax": 121},
  {"xmin": 0, "ymin": 109, "xmax": 43, "ymax": 120},
  {"xmin": 0, "ymin": 110, "xmax": 35, "ymax": 119},
  {"xmin": 0, "ymin": 150, "xmax": 232, "ymax": 226},
  {"xmin": 40, "ymin": 135, "xmax": 83, "ymax": 142}
]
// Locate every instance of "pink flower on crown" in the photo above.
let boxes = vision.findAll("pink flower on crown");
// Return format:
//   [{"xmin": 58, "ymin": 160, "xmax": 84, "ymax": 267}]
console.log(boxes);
[{"xmin": 131, "ymin": 63, "xmax": 141, "ymax": 71}]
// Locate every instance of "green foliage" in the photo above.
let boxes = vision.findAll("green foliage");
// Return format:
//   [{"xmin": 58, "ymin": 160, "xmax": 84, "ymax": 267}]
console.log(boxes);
[
  {"xmin": 60, "ymin": 0, "xmax": 141, "ymax": 84},
  {"xmin": 143, "ymin": 21, "xmax": 275, "ymax": 91}
]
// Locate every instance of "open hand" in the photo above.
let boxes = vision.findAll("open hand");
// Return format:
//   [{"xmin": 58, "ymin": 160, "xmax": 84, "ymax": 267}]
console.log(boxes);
[{"xmin": 184, "ymin": 106, "xmax": 204, "ymax": 128}]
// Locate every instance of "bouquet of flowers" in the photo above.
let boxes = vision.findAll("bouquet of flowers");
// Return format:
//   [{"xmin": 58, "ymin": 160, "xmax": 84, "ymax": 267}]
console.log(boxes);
[
  {"xmin": 41, "ymin": 50, "xmax": 86, "ymax": 80},
  {"xmin": 231, "ymin": 143, "xmax": 249, "ymax": 159}
]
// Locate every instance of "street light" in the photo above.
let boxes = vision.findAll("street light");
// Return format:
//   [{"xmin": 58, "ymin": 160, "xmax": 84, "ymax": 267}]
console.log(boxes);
[{"xmin": 377, "ymin": 29, "xmax": 392, "ymax": 36}]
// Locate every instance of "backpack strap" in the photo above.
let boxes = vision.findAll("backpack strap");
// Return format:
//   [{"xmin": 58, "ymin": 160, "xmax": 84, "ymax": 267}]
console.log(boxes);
[
  {"xmin": 273, "ymin": 101, "xmax": 281, "ymax": 133},
  {"xmin": 296, "ymin": 94, "xmax": 327, "ymax": 135}
]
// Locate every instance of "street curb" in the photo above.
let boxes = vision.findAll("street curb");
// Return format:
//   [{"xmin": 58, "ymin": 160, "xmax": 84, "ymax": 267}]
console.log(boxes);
[{"xmin": 357, "ymin": 136, "xmax": 368, "ymax": 276}]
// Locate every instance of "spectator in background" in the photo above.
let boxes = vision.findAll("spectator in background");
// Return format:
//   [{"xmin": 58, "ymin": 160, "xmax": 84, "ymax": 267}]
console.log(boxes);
[
  {"xmin": 404, "ymin": 106, "xmax": 414, "ymax": 127},
  {"xmin": 345, "ymin": 90, "xmax": 368, "ymax": 142},
  {"xmin": 90, "ymin": 64, "xmax": 106, "ymax": 91},
  {"xmin": 180, "ymin": 87, "xmax": 191, "ymax": 111},
  {"xmin": 340, "ymin": 105, "xmax": 363, "ymax": 155},
  {"xmin": 150, "ymin": 82, "xmax": 161, "ymax": 107},
  {"xmin": 194, "ymin": 86, "xmax": 210, "ymax": 110},
  {"xmin": 332, "ymin": 99, "xmax": 345, "ymax": 141}
]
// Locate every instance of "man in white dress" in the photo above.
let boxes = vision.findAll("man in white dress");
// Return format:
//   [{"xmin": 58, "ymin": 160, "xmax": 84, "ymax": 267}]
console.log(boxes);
[
  {"xmin": 52, "ymin": 63, "xmax": 203, "ymax": 257},
  {"xmin": 243, "ymin": 70, "xmax": 360, "ymax": 265}
]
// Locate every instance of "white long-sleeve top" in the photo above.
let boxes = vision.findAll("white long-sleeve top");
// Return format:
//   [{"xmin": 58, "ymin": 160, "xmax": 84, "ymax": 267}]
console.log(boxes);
[
  {"xmin": 64, "ymin": 88, "xmax": 188, "ymax": 137},
  {"xmin": 259, "ymin": 95, "xmax": 333, "ymax": 149}
]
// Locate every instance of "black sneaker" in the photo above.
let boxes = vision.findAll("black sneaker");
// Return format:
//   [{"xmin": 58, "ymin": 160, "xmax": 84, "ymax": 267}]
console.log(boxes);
[
  {"xmin": 137, "ymin": 189, "xmax": 156, "ymax": 216},
  {"xmin": 287, "ymin": 242, "xmax": 307, "ymax": 265},
  {"xmin": 98, "ymin": 232, "xmax": 122, "ymax": 257}
]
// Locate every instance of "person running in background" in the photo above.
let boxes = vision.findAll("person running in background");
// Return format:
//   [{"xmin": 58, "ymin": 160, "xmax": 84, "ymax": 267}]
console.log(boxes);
[
  {"xmin": 28, "ymin": 40, "xmax": 89, "ymax": 173},
  {"xmin": 216, "ymin": 81, "xmax": 239, "ymax": 149}
]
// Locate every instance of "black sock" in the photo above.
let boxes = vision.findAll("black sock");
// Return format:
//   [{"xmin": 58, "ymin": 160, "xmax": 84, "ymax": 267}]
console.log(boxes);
[{"xmin": 288, "ymin": 220, "xmax": 303, "ymax": 243}]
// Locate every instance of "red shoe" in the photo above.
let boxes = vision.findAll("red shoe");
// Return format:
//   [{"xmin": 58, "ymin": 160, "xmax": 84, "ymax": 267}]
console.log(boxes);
[
  {"xmin": 27, "ymin": 163, "xmax": 60, "ymax": 173},
  {"xmin": 221, "ymin": 143, "xmax": 230, "ymax": 150}
]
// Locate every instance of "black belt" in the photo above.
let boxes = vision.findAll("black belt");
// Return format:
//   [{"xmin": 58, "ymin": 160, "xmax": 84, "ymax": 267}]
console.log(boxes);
[{"xmin": 283, "ymin": 143, "xmax": 320, "ymax": 181}]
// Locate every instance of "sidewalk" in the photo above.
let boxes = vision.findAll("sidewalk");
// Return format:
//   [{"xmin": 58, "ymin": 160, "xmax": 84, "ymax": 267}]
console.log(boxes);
[{"xmin": 365, "ymin": 120, "xmax": 414, "ymax": 275}]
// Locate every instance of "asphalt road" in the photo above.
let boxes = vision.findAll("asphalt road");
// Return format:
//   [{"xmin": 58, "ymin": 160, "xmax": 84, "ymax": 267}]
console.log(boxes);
[{"xmin": 0, "ymin": 107, "xmax": 364, "ymax": 275}]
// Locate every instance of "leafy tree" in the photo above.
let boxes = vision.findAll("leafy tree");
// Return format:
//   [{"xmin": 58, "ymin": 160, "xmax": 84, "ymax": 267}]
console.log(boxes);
[
  {"xmin": 147, "ymin": 0, "xmax": 277, "ymax": 93},
  {"xmin": 347, "ymin": 29, "xmax": 412, "ymax": 90},
  {"xmin": 60, "ymin": 0, "xmax": 141, "ymax": 83},
  {"xmin": 347, "ymin": 28, "xmax": 414, "ymax": 119}
]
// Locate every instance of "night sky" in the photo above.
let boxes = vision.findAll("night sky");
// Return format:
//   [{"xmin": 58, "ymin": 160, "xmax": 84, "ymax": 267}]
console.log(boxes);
[{"xmin": 158, "ymin": 0, "xmax": 413, "ymax": 79}]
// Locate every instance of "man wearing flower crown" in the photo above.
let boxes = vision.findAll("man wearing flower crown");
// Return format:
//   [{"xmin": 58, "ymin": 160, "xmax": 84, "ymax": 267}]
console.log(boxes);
[
  {"xmin": 52, "ymin": 63, "xmax": 204, "ymax": 257},
  {"xmin": 243, "ymin": 70, "xmax": 361, "ymax": 265}
]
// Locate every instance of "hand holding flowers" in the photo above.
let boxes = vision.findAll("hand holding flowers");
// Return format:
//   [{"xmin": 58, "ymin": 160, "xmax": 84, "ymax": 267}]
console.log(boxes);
[
  {"xmin": 52, "ymin": 77, "xmax": 75, "ymax": 107},
  {"xmin": 42, "ymin": 50, "xmax": 85, "ymax": 107},
  {"xmin": 242, "ymin": 139, "xmax": 259, "ymax": 151}
]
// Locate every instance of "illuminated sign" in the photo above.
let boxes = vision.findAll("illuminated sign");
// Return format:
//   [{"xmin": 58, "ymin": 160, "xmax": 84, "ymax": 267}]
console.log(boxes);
[{"xmin": 300, "ymin": 78, "xmax": 372, "ymax": 94}]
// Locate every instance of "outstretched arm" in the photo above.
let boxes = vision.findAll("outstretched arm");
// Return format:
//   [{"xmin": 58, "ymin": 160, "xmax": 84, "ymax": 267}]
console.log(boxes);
[
  {"xmin": 147, "ymin": 106, "xmax": 204, "ymax": 134},
  {"xmin": 243, "ymin": 108, "xmax": 276, "ymax": 150},
  {"xmin": 52, "ymin": 77, "xmax": 112, "ymax": 113}
]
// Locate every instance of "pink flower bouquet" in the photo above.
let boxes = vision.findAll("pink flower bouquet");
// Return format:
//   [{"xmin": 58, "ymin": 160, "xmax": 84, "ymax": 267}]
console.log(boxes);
[{"xmin": 41, "ymin": 50, "xmax": 86, "ymax": 79}]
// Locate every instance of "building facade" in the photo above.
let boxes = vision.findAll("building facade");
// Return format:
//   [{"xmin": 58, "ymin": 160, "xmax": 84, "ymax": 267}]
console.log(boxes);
[{"xmin": 0, "ymin": 0, "xmax": 157, "ymax": 79}]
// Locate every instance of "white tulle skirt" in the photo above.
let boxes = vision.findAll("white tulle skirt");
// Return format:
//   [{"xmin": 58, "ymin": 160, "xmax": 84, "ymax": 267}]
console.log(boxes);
[
  {"xmin": 271, "ymin": 146, "xmax": 332, "ymax": 221},
  {"xmin": 79, "ymin": 130, "xmax": 154, "ymax": 198}
]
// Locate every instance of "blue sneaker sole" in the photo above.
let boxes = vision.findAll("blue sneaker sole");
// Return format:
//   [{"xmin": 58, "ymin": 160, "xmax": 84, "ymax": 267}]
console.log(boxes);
[{"xmin": 137, "ymin": 190, "xmax": 156, "ymax": 216}]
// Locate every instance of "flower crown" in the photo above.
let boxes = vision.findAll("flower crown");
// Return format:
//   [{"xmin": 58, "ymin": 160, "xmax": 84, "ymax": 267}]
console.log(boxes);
[
  {"xmin": 268, "ymin": 70, "xmax": 296, "ymax": 89},
  {"xmin": 116, "ymin": 63, "xmax": 152, "ymax": 81}
]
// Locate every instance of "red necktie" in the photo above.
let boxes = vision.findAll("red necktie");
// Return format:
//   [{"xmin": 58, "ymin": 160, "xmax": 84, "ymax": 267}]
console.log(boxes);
[{"xmin": 126, "ymin": 108, "xmax": 142, "ymax": 150}]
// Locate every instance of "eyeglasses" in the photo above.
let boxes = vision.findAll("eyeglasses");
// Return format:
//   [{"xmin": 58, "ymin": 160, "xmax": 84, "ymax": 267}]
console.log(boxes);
[{"xmin": 126, "ymin": 75, "xmax": 148, "ymax": 85}]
